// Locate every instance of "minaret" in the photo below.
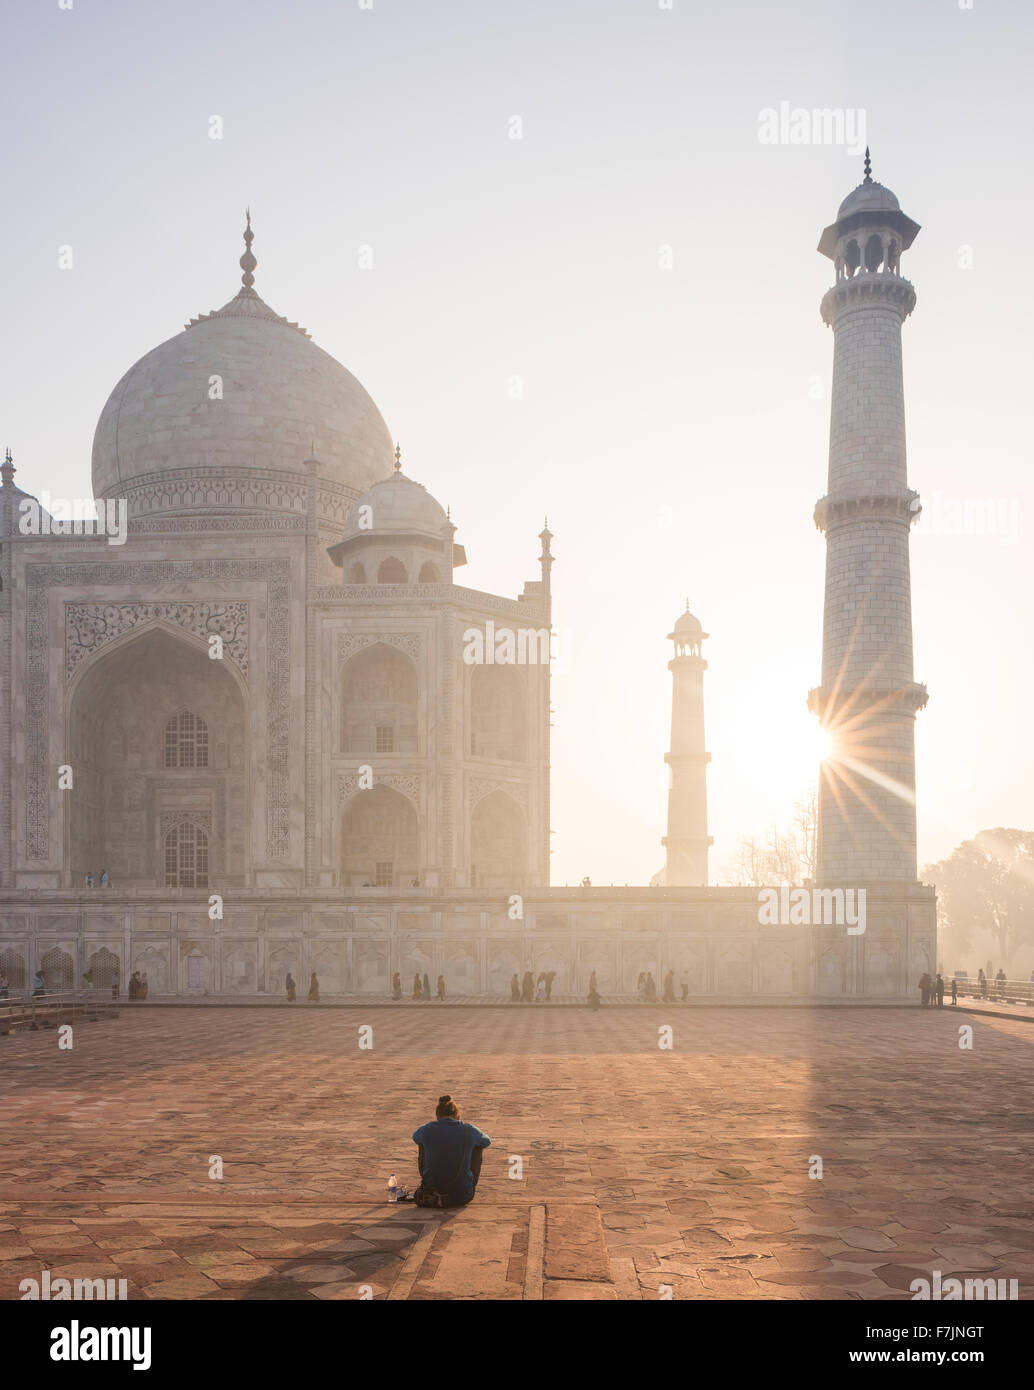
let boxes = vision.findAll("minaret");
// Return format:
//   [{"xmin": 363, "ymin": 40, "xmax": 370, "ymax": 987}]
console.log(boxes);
[
  {"xmin": 809, "ymin": 151, "xmax": 928, "ymax": 883},
  {"xmin": 662, "ymin": 603, "xmax": 712, "ymax": 886}
]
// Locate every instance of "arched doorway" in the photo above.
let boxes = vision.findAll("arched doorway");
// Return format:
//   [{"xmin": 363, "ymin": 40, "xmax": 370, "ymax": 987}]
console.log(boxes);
[
  {"xmin": 87, "ymin": 947, "xmax": 120, "ymax": 990},
  {"xmin": 341, "ymin": 643, "xmax": 418, "ymax": 755},
  {"xmin": 341, "ymin": 785, "xmax": 418, "ymax": 887},
  {"xmin": 0, "ymin": 948, "xmax": 26, "ymax": 990},
  {"xmin": 40, "ymin": 947, "xmax": 73, "ymax": 990},
  {"xmin": 66, "ymin": 627, "xmax": 246, "ymax": 888},
  {"xmin": 164, "ymin": 821, "xmax": 210, "ymax": 888}
]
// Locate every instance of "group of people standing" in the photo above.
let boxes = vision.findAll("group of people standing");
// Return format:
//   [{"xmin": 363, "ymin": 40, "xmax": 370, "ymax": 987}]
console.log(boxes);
[
  {"xmin": 918, "ymin": 971, "xmax": 955, "ymax": 1007},
  {"xmin": 392, "ymin": 972, "xmax": 446, "ymax": 1000},
  {"xmin": 82, "ymin": 870, "xmax": 111, "ymax": 888},
  {"xmin": 127, "ymin": 971, "xmax": 149, "ymax": 1000},
  {"xmin": 285, "ymin": 972, "xmax": 321, "ymax": 1002},
  {"xmin": 510, "ymin": 970, "xmax": 556, "ymax": 1002}
]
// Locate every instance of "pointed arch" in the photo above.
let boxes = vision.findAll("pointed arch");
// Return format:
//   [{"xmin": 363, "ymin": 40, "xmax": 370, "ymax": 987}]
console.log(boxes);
[{"xmin": 341, "ymin": 784, "xmax": 418, "ymax": 887}]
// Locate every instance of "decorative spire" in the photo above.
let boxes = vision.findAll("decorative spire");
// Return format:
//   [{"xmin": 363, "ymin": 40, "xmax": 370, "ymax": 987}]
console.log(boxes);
[
  {"xmin": 240, "ymin": 208, "xmax": 257, "ymax": 291},
  {"xmin": 1, "ymin": 447, "xmax": 14, "ymax": 487},
  {"xmin": 863, "ymin": 147, "xmax": 872, "ymax": 184},
  {"xmin": 394, "ymin": 442, "xmax": 402, "ymax": 475}
]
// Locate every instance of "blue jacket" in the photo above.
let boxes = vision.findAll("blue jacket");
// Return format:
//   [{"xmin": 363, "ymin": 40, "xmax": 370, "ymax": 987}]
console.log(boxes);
[{"xmin": 412, "ymin": 1118, "xmax": 491, "ymax": 1201}]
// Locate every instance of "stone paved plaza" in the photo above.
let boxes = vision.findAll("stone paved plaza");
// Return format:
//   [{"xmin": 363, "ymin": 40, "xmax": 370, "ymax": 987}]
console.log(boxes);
[{"xmin": 2, "ymin": 1006, "xmax": 1033, "ymax": 1300}]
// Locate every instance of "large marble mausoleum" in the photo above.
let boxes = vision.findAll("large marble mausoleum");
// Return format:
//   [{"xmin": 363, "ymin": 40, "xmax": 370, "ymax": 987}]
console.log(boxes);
[{"xmin": 0, "ymin": 172, "xmax": 936, "ymax": 1001}]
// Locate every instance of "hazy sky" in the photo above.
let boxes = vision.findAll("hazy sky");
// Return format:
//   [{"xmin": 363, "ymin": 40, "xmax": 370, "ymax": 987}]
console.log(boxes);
[{"xmin": 2, "ymin": 0, "xmax": 1031, "ymax": 885}]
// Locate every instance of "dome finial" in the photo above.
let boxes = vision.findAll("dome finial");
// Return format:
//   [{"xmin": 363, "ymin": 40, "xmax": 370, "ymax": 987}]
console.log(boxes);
[
  {"xmin": 863, "ymin": 147, "xmax": 872, "ymax": 184},
  {"xmin": 240, "ymin": 207, "xmax": 257, "ymax": 291},
  {"xmin": 394, "ymin": 442, "xmax": 402, "ymax": 475},
  {"xmin": 1, "ymin": 446, "xmax": 14, "ymax": 487}
]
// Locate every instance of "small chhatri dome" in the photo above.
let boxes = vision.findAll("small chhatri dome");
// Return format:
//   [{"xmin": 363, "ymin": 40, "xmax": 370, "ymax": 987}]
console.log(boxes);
[
  {"xmin": 92, "ymin": 214, "xmax": 394, "ymax": 511},
  {"xmin": 818, "ymin": 150, "xmax": 920, "ymax": 261},
  {"xmin": 341, "ymin": 469, "xmax": 449, "ymax": 543},
  {"xmin": 670, "ymin": 601, "xmax": 704, "ymax": 640}
]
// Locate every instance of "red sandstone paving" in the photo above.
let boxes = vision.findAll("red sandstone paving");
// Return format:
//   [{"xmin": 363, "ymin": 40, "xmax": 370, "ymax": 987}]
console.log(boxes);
[{"xmin": 1, "ymin": 1007, "xmax": 1033, "ymax": 1299}]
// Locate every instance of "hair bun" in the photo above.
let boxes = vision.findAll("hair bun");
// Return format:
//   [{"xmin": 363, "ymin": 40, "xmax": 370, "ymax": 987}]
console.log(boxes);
[{"xmin": 439, "ymin": 1094, "xmax": 451, "ymax": 1103}]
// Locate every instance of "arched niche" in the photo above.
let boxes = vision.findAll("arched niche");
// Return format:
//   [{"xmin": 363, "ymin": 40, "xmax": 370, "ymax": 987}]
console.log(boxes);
[
  {"xmin": 341, "ymin": 784, "xmax": 418, "ymax": 888},
  {"xmin": 66, "ymin": 626, "xmax": 246, "ymax": 888},
  {"xmin": 341, "ymin": 643, "xmax": 418, "ymax": 755}
]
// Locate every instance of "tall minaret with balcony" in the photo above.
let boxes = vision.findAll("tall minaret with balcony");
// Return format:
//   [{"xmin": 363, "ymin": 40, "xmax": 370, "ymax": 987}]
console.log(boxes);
[
  {"xmin": 662, "ymin": 603, "xmax": 712, "ymax": 886},
  {"xmin": 809, "ymin": 151, "xmax": 928, "ymax": 883}
]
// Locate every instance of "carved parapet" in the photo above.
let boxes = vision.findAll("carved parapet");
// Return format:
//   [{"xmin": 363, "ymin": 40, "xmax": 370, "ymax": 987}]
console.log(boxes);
[
  {"xmin": 813, "ymin": 490, "xmax": 921, "ymax": 533},
  {"xmin": 808, "ymin": 682, "xmax": 929, "ymax": 720},
  {"xmin": 821, "ymin": 272, "xmax": 916, "ymax": 326}
]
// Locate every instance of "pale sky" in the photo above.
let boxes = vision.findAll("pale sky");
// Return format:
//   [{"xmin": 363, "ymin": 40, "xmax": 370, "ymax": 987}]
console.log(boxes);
[{"xmin": 2, "ymin": 0, "xmax": 1031, "ymax": 886}]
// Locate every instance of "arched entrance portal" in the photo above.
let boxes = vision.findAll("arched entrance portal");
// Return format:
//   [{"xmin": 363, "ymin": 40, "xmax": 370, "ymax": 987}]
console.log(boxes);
[{"xmin": 66, "ymin": 627, "xmax": 246, "ymax": 888}]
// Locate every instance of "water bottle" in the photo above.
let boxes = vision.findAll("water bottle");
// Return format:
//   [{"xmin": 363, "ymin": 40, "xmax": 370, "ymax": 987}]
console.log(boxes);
[{"xmin": 388, "ymin": 1173, "xmax": 398, "ymax": 1203}]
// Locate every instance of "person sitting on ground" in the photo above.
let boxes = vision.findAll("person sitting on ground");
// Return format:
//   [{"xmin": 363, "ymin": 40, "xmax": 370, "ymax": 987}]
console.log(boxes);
[{"xmin": 412, "ymin": 1094, "xmax": 491, "ymax": 1209}]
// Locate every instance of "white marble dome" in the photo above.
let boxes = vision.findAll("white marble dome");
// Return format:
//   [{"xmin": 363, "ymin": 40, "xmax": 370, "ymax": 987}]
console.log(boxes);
[
  {"xmin": 341, "ymin": 470, "xmax": 449, "ymax": 541},
  {"xmin": 91, "ymin": 283, "xmax": 393, "ymax": 507},
  {"xmin": 836, "ymin": 180, "xmax": 901, "ymax": 220}
]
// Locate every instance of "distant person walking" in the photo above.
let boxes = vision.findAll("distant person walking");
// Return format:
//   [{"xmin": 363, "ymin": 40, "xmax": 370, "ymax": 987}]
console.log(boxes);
[
  {"xmin": 84, "ymin": 872, "xmax": 94, "ymax": 889},
  {"xmin": 521, "ymin": 970, "xmax": 534, "ymax": 1003},
  {"xmin": 918, "ymin": 972, "xmax": 931, "ymax": 1006},
  {"xmin": 413, "ymin": 973, "xmax": 422, "ymax": 1000},
  {"xmin": 129, "ymin": 971, "xmax": 141, "ymax": 1000},
  {"xmin": 645, "ymin": 971, "xmax": 657, "ymax": 1003},
  {"xmin": 587, "ymin": 980, "xmax": 601, "ymax": 1010},
  {"xmin": 33, "ymin": 970, "xmax": 45, "ymax": 997},
  {"xmin": 535, "ymin": 977, "xmax": 546, "ymax": 1002},
  {"xmin": 951, "ymin": 977, "xmax": 958, "ymax": 1006},
  {"xmin": 308, "ymin": 972, "xmax": 320, "ymax": 1003},
  {"xmin": 680, "ymin": 969, "xmax": 689, "ymax": 1002},
  {"xmin": 978, "ymin": 968, "xmax": 987, "ymax": 999},
  {"xmin": 437, "ymin": 975, "xmax": 446, "ymax": 1001},
  {"xmin": 423, "ymin": 972, "xmax": 431, "ymax": 1002},
  {"xmin": 935, "ymin": 973, "xmax": 945, "ymax": 1007},
  {"xmin": 140, "ymin": 971, "xmax": 149, "ymax": 1001},
  {"xmin": 510, "ymin": 973, "xmax": 520, "ymax": 1002},
  {"xmin": 637, "ymin": 973, "xmax": 646, "ymax": 1003},
  {"xmin": 545, "ymin": 970, "xmax": 556, "ymax": 1001},
  {"xmin": 589, "ymin": 970, "xmax": 598, "ymax": 995},
  {"xmin": 392, "ymin": 972, "xmax": 402, "ymax": 1001},
  {"xmin": 99, "ymin": 869, "xmax": 109, "ymax": 887},
  {"xmin": 412, "ymin": 1094, "xmax": 491, "ymax": 1209},
  {"xmin": 285, "ymin": 972, "xmax": 297, "ymax": 1002},
  {"xmin": 995, "ymin": 968, "xmax": 1007, "ymax": 999},
  {"xmin": 662, "ymin": 969, "xmax": 675, "ymax": 1003}
]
